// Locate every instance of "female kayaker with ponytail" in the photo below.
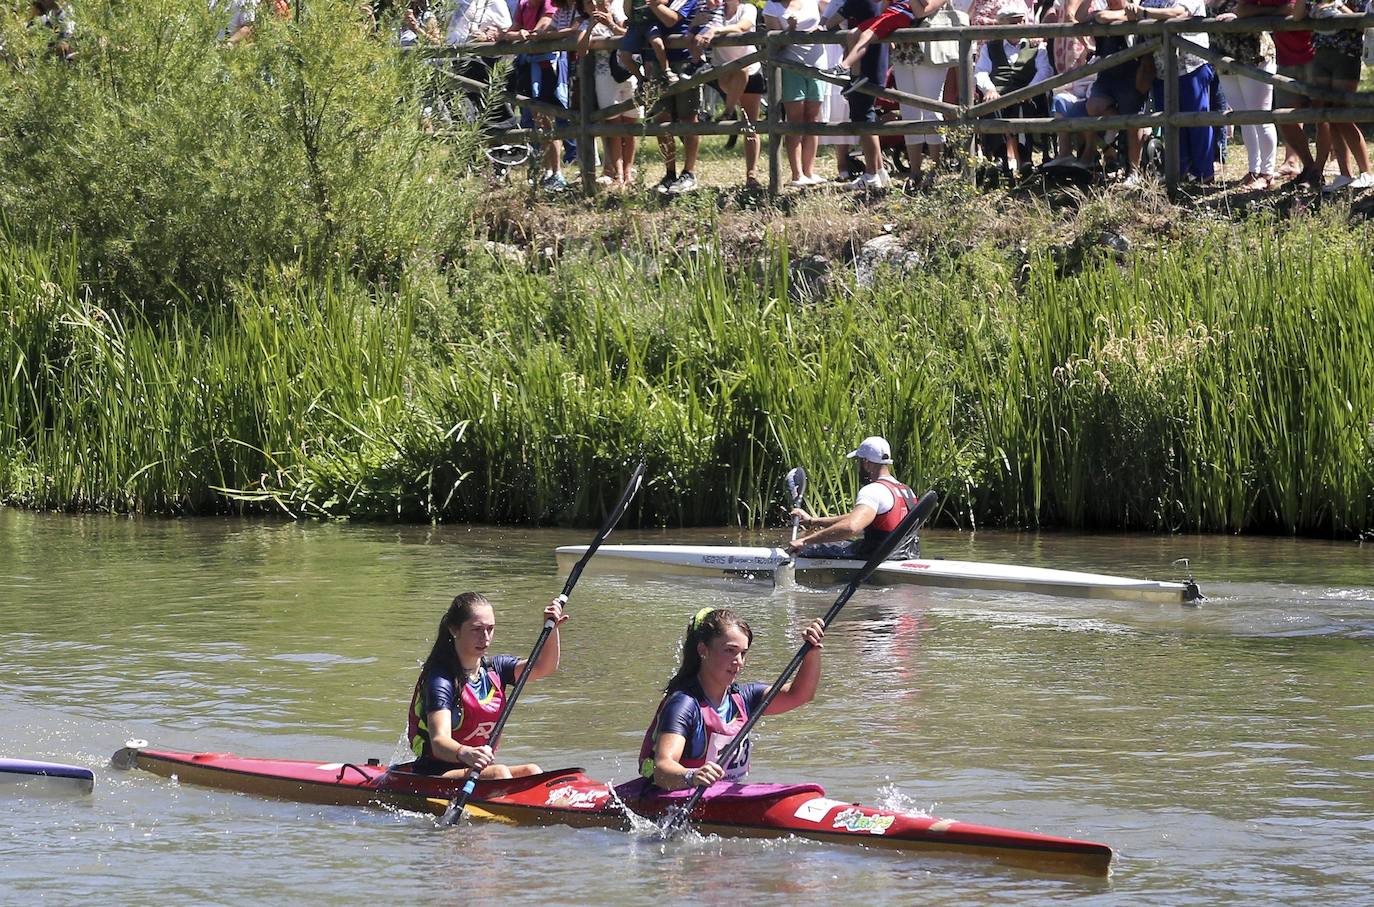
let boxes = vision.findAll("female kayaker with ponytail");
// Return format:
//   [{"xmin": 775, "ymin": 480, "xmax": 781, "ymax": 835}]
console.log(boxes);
[
  {"xmin": 407, "ymin": 592, "xmax": 567, "ymax": 779},
  {"xmin": 637, "ymin": 607, "xmax": 825, "ymax": 789}
]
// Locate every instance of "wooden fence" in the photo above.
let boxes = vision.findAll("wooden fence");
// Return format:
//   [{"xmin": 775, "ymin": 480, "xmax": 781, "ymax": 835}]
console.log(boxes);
[{"xmin": 433, "ymin": 15, "xmax": 1374, "ymax": 196}]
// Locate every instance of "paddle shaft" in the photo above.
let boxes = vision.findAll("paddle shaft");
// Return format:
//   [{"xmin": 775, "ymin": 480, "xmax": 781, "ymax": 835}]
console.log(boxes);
[
  {"xmin": 448, "ymin": 461, "xmax": 646, "ymax": 817},
  {"xmin": 667, "ymin": 490, "xmax": 937, "ymax": 830}
]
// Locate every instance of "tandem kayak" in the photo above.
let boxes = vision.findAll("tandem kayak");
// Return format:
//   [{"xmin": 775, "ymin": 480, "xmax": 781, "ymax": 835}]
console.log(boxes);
[
  {"xmin": 111, "ymin": 743, "xmax": 1113, "ymax": 876},
  {"xmin": 554, "ymin": 544, "xmax": 1202, "ymax": 604},
  {"xmin": 0, "ymin": 758, "xmax": 95, "ymax": 793}
]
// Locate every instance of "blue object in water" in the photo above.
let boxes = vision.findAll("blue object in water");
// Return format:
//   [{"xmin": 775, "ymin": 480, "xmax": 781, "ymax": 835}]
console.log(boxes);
[{"xmin": 0, "ymin": 758, "xmax": 95, "ymax": 793}]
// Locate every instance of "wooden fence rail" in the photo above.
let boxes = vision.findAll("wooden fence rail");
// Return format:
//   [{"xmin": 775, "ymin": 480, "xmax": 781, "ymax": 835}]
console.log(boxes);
[{"xmin": 429, "ymin": 15, "xmax": 1374, "ymax": 196}]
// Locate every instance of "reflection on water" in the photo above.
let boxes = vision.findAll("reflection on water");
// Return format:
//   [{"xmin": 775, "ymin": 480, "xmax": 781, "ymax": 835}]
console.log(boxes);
[{"xmin": 2, "ymin": 508, "xmax": 1372, "ymax": 904}]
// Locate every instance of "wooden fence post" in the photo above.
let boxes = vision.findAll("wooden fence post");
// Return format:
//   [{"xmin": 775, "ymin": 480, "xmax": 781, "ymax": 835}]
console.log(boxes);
[
  {"xmin": 578, "ymin": 52, "xmax": 597, "ymax": 196},
  {"xmin": 767, "ymin": 36, "xmax": 783, "ymax": 195},
  {"xmin": 958, "ymin": 38, "xmax": 974, "ymax": 181},
  {"xmin": 1162, "ymin": 28, "xmax": 1180, "ymax": 197}
]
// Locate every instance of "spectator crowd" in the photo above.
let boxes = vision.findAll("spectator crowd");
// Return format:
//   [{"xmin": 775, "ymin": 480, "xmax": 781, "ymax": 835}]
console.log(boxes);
[{"xmin": 20, "ymin": 1, "xmax": 1374, "ymax": 194}]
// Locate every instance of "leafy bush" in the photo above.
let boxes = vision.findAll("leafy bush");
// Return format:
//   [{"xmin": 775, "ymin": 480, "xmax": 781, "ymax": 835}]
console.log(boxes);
[{"xmin": 0, "ymin": 0, "xmax": 474, "ymax": 303}]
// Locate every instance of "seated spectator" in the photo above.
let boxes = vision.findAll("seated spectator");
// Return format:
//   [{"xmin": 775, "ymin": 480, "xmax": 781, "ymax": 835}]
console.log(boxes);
[
  {"xmin": 619, "ymin": 0, "xmax": 679, "ymax": 84},
  {"xmin": 1059, "ymin": 0, "xmax": 1151, "ymax": 181},
  {"xmin": 974, "ymin": 2, "xmax": 1054, "ymax": 177},
  {"xmin": 1207, "ymin": 0, "xmax": 1277, "ymax": 190},
  {"xmin": 825, "ymin": 0, "xmax": 918, "ymax": 80},
  {"xmin": 823, "ymin": 0, "xmax": 893, "ymax": 189}
]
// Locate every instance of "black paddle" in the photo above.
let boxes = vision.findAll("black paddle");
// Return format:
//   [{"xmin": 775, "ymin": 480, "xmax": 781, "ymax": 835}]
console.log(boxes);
[
  {"xmin": 442, "ymin": 460, "xmax": 647, "ymax": 824},
  {"xmin": 660, "ymin": 488, "xmax": 938, "ymax": 836}
]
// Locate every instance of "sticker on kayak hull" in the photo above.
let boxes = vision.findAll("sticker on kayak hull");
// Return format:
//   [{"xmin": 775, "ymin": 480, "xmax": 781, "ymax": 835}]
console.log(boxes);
[
  {"xmin": 793, "ymin": 797, "xmax": 848, "ymax": 823},
  {"xmin": 544, "ymin": 786, "xmax": 607, "ymax": 810},
  {"xmin": 832, "ymin": 807, "xmax": 895, "ymax": 835}
]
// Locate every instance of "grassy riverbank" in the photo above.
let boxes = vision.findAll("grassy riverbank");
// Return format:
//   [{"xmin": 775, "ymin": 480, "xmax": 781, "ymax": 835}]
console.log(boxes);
[
  {"xmin": 4, "ymin": 207, "xmax": 1373, "ymax": 534},
  {"xmin": 3, "ymin": 2, "xmax": 1372, "ymax": 534}
]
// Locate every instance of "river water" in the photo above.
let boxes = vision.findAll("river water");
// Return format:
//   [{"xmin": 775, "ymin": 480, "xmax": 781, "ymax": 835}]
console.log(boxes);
[{"xmin": 2, "ymin": 508, "xmax": 1372, "ymax": 905}]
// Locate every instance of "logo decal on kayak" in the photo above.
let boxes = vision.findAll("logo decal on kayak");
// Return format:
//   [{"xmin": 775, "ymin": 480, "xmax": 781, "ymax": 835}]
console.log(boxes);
[
  {"xmin": 793, "ymin": 797, "xmax": 848, "ymax": 823},
  {"xmin": 544, "ymin": 786, "xmax": 605, "ymax": 810},
  {"xmin": 832, "ymin": 807, "xmax": 895, "ymax": 835}
]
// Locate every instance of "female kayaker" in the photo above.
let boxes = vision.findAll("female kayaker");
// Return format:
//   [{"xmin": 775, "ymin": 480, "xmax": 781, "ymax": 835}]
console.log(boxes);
[
  {"xmin": 638, "ymin": 607, "xmax": 825, "ymax": 789},
  {"xmin": 407, "ymin": 592, "xmax": 567, "ymax": 778}
]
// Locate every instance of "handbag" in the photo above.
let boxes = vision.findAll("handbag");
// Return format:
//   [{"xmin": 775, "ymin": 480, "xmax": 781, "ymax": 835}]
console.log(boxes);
[{"xmin": 918, "ymin": 7, "xmax": 968, "ymax": 68}]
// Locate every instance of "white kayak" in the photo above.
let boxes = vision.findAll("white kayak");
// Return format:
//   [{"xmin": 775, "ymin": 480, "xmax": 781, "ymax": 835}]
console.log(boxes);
[{"xmin": 554, "ymin": 545, "xmax": 1202, "ymax": 604}]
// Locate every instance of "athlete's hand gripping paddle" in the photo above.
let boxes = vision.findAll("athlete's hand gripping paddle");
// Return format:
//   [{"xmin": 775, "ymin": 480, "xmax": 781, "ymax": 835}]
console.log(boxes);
[
  {"xmin": 659, "ymin": 489, "xmax": 938, "ymax": 837},
  {"xmin": 442, "ymin": 461, "xmax": 647, "ymax": 825}
]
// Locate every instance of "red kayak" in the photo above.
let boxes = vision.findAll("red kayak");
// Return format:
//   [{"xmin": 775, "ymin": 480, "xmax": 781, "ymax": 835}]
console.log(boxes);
[{"xmin": 111, "ymin": 742, "xmax": 1112, "ymax": 876}]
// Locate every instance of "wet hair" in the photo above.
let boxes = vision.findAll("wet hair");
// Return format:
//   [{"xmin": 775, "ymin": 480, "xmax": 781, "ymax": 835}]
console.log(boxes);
[
  {"xmin": 421, "ymin": 592, "xmax": 492, "ymax": 679},
  {"xmin": 664, "ymin": 608, "xmax": 753, "ymax": 694}
]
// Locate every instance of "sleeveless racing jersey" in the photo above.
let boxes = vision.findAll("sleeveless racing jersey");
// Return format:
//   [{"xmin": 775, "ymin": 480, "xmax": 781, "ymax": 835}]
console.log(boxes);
[
  {"xmin": 637, "ymin": 681, "xmax": 766, "ymax": 783},
  {"xmin": 408, "ymin": 656, "xmax": 517, "ymax": 760}
]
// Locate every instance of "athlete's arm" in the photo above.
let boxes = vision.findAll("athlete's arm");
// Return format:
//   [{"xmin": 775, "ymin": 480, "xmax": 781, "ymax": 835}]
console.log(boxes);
[
  {"xmin": 762, "ymin": 618, "xmax": 825, "ymax": 714},
  {"xmin": 791, "ymin": 503, "xmax": 878, "ymax": 548},
  {"xmin": 652, "ymin": 732, "xmax": 725, "ymax": 789},
  {"xmin": 513, "ymin": 598, "xmax": 568, "ymax": 682}
]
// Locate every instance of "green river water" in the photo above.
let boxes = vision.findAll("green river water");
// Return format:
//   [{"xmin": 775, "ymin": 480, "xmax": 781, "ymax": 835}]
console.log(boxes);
[{"xmin": 2, "ymin": 507, "xmax": 1372, "ymax": 905}]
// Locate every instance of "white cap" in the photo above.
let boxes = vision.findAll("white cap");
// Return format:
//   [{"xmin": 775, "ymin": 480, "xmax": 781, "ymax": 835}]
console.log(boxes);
[{"xmin": 846, "ymin": 436, "xmax": 893, "ymax": 465}]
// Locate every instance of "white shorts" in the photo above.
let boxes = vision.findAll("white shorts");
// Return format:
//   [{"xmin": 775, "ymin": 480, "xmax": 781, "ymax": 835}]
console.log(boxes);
[{"xmin": 595, "ymin": 66, "xmax": 642, "ymax": 119}]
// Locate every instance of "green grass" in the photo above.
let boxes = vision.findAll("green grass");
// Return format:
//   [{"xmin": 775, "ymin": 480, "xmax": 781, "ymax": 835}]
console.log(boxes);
[{"xmin": 3, "ymin": 213, "xmax": 1372, "ymax": 534}]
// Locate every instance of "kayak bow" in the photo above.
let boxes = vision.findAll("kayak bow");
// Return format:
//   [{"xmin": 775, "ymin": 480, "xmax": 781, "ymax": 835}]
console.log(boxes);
[{"xmin": 111, "ymin": 743, "xmax": 1113, "ymax": 877}]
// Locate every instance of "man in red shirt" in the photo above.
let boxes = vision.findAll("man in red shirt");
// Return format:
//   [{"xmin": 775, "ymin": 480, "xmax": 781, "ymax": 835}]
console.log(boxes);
[{"xmin": 1233, "ymin": 0, "xmax": 1318, "ymax": 186}]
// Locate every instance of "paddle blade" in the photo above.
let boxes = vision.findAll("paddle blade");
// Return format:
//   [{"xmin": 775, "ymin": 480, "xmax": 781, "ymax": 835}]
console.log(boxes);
[
  {"xmin": 785, "ymin": 466, "xmax": 807, "ymax": 506},
  {"xmin": 429, "ymin": 798, "xmax": 517, "ymax": 826},
  {"xmin": 562, "ymin": 460, "xmax": 646, "ymax": 596}
]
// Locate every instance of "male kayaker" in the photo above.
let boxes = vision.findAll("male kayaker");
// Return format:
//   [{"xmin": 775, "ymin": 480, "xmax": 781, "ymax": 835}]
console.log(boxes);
[
  {"xmin": 786, "ymin": 435, "xmax": 921, "ymax": 559},
  {"xmin": 406, "ymin": 592, "xmax": 567, "ymax": 778},
  {"xmin": 637, "ymin": 607, "xmax": 825, "ymax": 789}
]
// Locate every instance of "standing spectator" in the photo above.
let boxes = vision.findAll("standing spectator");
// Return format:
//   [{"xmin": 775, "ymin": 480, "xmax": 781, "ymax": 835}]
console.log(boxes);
[
  {"xmin": 1208, "ymin": 0, "xmax": 1277, "ymax": 189},
  {"xmin": 579, "ymin": 0, "xmax": 642, "ymax": 186},
  {"xmin": 448, "ymin": 0, "xmax": 514, "ymax": 45},
  {"xmin": 642, "ymin": 0, "xmax": 704, "ymax": 192},
  {"xmin": 507, "ymin": 0, "xmax": 571, "ymax": 191},
  {"xmin": 1233, "ymin": 0, "xmax": 1318, "ymax": 185},
  {"xmin": 765, "ymin": 0, "xmax": 827, "ymax": 186},
  {"xmin": 446, "ymin": 0, "xmax": 516, "ymax": 126},
  {"xmin": 824, "ymin": 0, "xmax": 892, "ymax": 188},
  {"xmin": 1299, "ymin": 0, "xmax": 1373, "ymax": 190},
  {"xmin": 818, "ymin": 2, "xmax": 859, "ymax": 183},
  {"xmin": 701, "ymin": 0, "xmax": 767, "ymax": 188},
  {"xmin": 1042, "ymin": 0, "xmax": 1095, "ymax": 164},
  {"xmin": 887, "ymin": 0, "xmax": 963, "ymax": 190},
  {"xmin": 975, "ymin": 2, "xmax": 1054, "ymax": 177}
]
